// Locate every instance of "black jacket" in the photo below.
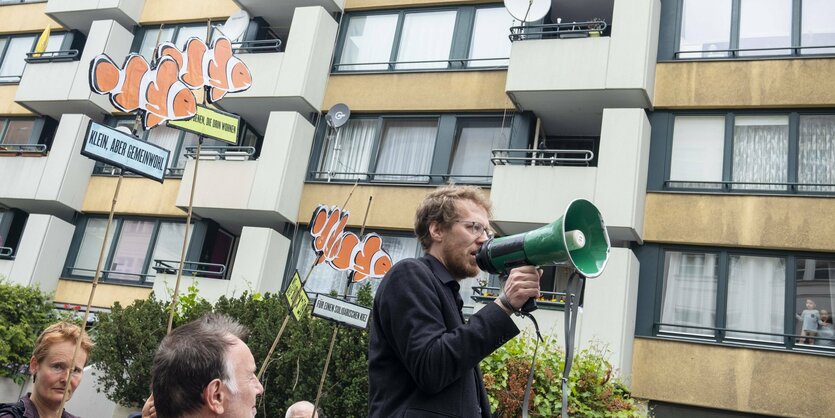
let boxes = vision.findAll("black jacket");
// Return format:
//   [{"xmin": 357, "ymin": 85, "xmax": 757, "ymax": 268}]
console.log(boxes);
[{"xmin": 368, "ymin": 255, "xmax": 519, "ymax": 418}]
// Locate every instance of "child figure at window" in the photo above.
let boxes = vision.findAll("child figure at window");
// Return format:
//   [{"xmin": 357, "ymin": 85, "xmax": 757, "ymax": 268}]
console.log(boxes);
[
  {"xmin": 796, "ymin": 298, "xmax": 820, "ymax": 344},
  {"xmin": 816, "ymin": 309, "xmax": 834, "ymax": 347}
]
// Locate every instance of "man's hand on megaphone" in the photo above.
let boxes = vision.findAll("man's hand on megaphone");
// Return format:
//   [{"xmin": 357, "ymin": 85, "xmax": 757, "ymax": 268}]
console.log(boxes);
[{"xmin": 495, "ymin": 266, "xmax": 542, "ymax": 314}]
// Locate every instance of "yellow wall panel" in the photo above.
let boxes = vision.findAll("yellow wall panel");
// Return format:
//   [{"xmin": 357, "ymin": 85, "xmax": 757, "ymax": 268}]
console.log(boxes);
[
  {"xmin": 643, "ymin": 193, "xmax": 835, "ymax": 252},
  {"xmin": 0, "ymin": 85, "xmax": 34, "ymax": 115},
  {"xmin": 299, "ymin": 184, "xmax": 492, "ymax": 231},
  {"xmin": 654, "ymin": 59, "xmax": 835, "ymax": 109},
  {"xmin": 324, "ymin": 71, "xmax": 510, "ymax": 112},
  {"xmin": 141, "ymin": 0, "xmax": 240, "ymax": 25},
  {"xmin": 54, "ymin": 279, "xmax": 152, "ymax": 309},
  {"xmin": 345, "ymin": 0, "xmax": 497, "ymax": 11},
  {"xmin": 0, "ymin": 3, "xmax": 62, "ymax": 34},
  {"xmin": 631, "ymin": 338, "xmax": 835, "ymax": 417},
  {"xmin": 82, "ymin": 177, "xmax": 186, "ymax": 217}
]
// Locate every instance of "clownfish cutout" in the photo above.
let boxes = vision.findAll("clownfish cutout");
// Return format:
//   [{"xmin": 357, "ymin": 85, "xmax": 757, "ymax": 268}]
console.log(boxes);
[
  {"xmin": 157, "ymin": 36, "xmax": 252, "ymax": 103},
  {"xmin": 309, "ymin": 205, "xmax": 393, "ymax": 283},
  {"xmin": 90, "ymin": 54, "xmax": 197, "ymax": 129}
]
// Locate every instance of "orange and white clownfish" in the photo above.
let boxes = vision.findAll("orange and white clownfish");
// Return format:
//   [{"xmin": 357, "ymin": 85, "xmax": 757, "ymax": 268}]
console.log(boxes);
[
  {"xmin": 89, "ymin": 53, "xmax": 197, "ymax": 128},
  {"xmin": 157, "ymin": 36, "xmax": 252, "ymax": 103}
]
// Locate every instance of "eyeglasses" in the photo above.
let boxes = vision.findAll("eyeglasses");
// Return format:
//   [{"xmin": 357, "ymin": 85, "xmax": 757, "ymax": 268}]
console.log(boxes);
[{"xmin": 456, "ymin": 221, "xmax": 494, "ymax": 239}]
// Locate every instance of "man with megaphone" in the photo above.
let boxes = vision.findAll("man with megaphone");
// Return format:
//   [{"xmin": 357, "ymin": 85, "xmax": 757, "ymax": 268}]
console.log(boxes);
[{"xmin": 368, "ymin": 185, "xmax": 541, "ymax": 418}]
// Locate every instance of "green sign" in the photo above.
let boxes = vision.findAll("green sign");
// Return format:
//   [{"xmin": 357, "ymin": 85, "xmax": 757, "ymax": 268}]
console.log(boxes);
[
  {"xmin": 168, "ymin": 105, "xmax": 241, "ymax": 144},
  {"xmin": 284, "ymin": 271, "xmax": 310, "ymax": 321}
]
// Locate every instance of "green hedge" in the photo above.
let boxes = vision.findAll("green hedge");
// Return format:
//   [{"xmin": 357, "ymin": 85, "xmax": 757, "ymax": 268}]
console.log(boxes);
[{"xmin": 0, "ymin": 278, "xmax": 57, "ymax": 385}]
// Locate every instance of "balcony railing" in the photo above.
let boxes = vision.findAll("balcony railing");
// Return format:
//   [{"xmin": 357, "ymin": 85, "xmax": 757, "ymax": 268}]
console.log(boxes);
[
  {"xmin": 0, "ymin": 246, "xmax": 13, "ymax": 258},
  {"xmin": 673, "ymin": 44, "xmax": 835, "ymax": 60},
  {"xmin": 490, "ymin": 148, "xmax": 594, "ymax": 166},
  {"xmin": 471, "ymin": 285, "xmax": 568, "ymax": 310},
  {"xmin": 308, "ymin": 170, "xmax": 494, "ymax": 184},
  {"xmin": 64, "ymin": 266, "xmax": 155, "ymax": 285},
  {"xmin": 183, "ymin": 146, "xmax": 256, "ymax": 161},
  {"xmin": 25, "ymin": 49, "xmax": 80, "ymax": 63},
  {"xmin": 509, "ymin": 20, "xmax": 609, "ymax": 42},
  {"xmin": 332, "ymin": 56, "xmax": 510, "ymax": 72},
  {"xmin": 0, "ymin": 143, "xmax": 48, "ymax": 156},
  {"xmin": 233, "ymin": 39, "xmax": 282, "ymax": 54},
  {"xmin": 654, "ymin": 321, "xmax": 835, "ymax": 354},
  {"xmin": 93, "ymin": 164, "xmax": 184, "ymax": 178},
  {"xmin": 664, "ymin": 180, "xmax": 835, "ymax": 194},
  {"xmin": 152, "ymin": 259, "xmax": 227, "ymax": 279}
]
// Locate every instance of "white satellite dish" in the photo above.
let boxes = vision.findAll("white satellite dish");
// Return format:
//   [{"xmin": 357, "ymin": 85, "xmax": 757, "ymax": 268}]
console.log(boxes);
[
  {"xmin": 326, "ymin": 103, "xmax": 351, "ymax": 129},
  {"xmin": 504, "ymin": 0, "xmax": 551, "ymax": 23},
  {"xmin": 217, "ymin": 10, "xmax": 250, "ymax": 42}
]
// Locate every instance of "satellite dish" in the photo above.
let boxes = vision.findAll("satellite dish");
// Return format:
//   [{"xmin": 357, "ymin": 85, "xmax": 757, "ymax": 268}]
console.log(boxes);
[
  {"xmin": 326, "ymin": 103, "xmax": 351, "ymax": 129},
  {"xmin": 217, "ymin": 10, "xmax": 250, "ymax": 42},
  {"xmin": 504, "ymin": 0, "xmax": 551, "ymax": 23}
]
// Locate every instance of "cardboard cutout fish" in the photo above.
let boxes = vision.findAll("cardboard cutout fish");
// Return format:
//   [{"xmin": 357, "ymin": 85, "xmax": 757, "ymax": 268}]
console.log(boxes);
[
  {"xmin": 157, "ymin": 36, "xmax": 252, "ymax": 103},
  {"xmin": 309, "ymin": 204, "xmax": 393, "ymax": 282},
  {"xmin": 90, "ymin": 53, "xmax": 197, "ymax": 129}
]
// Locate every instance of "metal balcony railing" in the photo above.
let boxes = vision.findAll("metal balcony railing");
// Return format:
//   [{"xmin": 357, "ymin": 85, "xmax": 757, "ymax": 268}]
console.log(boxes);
[
  {"xmin": 673, "ymin": 44, "xmax": 835, "ymax": 59},
  {"xmin": 333, "ymin": 56, "xmax": 510, "ymax": 72},
  {"xmin": 0, "ymin": 247, "xmax": 13, "ymax": 258},
  {"xmin": 490, "ymin": 148, "xmax": 594, "ymax": 166},
  {"xmin": 509, "ymin": 20, "xmax": 608, "ymax": 42},
  {"xmin": 233, "ymin": 39, "xmax": 282, "ymax": 53},
  {"xmin": 152, "ymin": 259, "xmax": 227, "ymax": 279},
  {"xmin": 664, "ymin": 180, "xmax": 835, "ymax": 194},
  {"xmin": 655, "ymin": 321, "xmax": 835, "ymax": 354},
  {"xmin": 0, "ymin": 143, "xmax": 48, "ymax": 156},
  {"xmin": 64, "ymin": 266, "xmax": 155, "ymax": 284},
  {"xmin": 93, "ymin": 164, "xmax": 184, "ymax": 178},
  {"xmin": 471, "ymin": 286, "xmax": 568, "ymax": 309},
  {"xmin": 25, "ymin": 50, "xmax": 80, "ymax": 63},
  {"xmin": 183, "ymin": 146, "xmax": 256, "ymax": 161}
]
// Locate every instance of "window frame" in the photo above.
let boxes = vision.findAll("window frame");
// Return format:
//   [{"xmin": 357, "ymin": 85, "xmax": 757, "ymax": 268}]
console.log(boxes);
[
  {"xmin": 62, "ymin": 216, "xmax": 235, "ymax": 286},
  {"xmin": 307, "ymin": 112, "xmax": 518, "ymax": 185},
  {"xmin": 659, "ymin": 110, "xmax": 835, "ymax": 195},
  {"xmin": 651, "ymin": 245, "xmax": 835, "ymax": 353},
  {"xmin": 668, "ymin": 0, "xmax": 835, "ymax": 60},
  {"xmin": 332, "ymin": 4, "xmax": 514, "ymax": 73}
]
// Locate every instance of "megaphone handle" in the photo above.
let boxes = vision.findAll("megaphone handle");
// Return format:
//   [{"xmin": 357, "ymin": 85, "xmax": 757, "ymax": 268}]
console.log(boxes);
[{"xmin": 499, "ymin": 268, "xmax": 538, "ymax": 314}]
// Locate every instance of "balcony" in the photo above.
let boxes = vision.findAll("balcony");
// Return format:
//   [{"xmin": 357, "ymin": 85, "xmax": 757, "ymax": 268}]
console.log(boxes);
[
  {"xmin": 45, "ymin": 0, "xmax": 143, "ymax": 35},
  {"xmin": 505, "ymin": 0, "xmax": 660, "ymax": 136},
  {"xmin": 0, "ymin": 214, "xmax": 74, "ymax": 289},
  {"xmin": 215, "ymin": 6, "xmax": 337, "ymax": 134},
  {"xmin": 176, "ymin": 111, "xmax": 313, "ymax": 232},
  {"xmin": 0, "ymin": 114, "xmax": 95, "ymax": 221},
  {"xmin": 15, "ymin": 19, "xmax": 133, "ymax": 121},
  {"xmin": 233, "ymin": 0, "xmax": 341, "ymax": 29},
  {"xmin": 152, "ymin": 226, "xmax": 290, "ymax": 304},
  {"xmin": 490, "ymin": 109, "xmax": 649, "ymax": 243}
]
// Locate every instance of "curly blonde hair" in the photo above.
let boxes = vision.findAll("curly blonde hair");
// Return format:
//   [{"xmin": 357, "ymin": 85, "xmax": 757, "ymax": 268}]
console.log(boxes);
[{"xmin": 414, "ymin": 185, "xmax": 492, "ymax": 250}]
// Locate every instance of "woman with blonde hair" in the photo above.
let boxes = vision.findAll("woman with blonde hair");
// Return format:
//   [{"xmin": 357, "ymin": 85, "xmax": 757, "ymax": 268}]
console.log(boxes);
[{"xmin": 0, "ymin": 321, "xmax": 93, "ymax": 418}]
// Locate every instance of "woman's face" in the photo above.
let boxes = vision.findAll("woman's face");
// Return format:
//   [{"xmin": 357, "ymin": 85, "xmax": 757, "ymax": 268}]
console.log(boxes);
[{"xmin": 29, "ymin": 340, "xmax": 87, "ymax": 407}]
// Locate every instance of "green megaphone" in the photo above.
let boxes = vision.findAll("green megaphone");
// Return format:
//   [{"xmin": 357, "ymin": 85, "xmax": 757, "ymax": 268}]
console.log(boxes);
[{"xmin": 475, "ymin": 199, "xmax": 610, "ymax": 312}]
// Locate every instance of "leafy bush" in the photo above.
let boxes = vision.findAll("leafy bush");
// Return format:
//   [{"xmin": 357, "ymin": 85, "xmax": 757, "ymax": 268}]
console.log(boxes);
[
  {"xmin": 0, "ymin": 278, "xmax": 58, "ymax": 385},
  {"xmin": 481, "ymin": 335, "xmax": 644, "ymax": 417}
]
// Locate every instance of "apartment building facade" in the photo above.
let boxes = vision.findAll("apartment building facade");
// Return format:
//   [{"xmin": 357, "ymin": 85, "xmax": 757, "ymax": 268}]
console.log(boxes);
[{"xmin": 1, "ymin": 0, "xmax": 832, "ymax": 417}]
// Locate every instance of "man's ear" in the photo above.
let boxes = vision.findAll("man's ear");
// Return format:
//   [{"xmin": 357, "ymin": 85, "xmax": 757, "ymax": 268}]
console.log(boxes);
[
  {"xmin": 429, "ymin": 221, "xmax": 444, "ymax": 243},
  {"xmin": 203, "ymin": 379, "xmax": 225, "ymax": 414}
]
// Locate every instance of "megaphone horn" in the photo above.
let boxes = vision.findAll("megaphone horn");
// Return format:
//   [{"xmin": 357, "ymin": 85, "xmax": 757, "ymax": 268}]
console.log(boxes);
[{"xmin": 475, "ymin": 199, "xmax": 611, "ymax": 311}]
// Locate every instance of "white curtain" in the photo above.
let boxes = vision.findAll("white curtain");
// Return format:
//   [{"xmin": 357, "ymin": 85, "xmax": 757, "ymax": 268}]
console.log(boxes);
[
  {"xmin": 801, "ymin": 0, "xmax": 835, "ymax": 54},
  {"xmin": 660, "ymin": 251, "xmax": 718, "ymax": 336},
  {"xmin": 449, "ymin": 120, "xmax": 509, "ymax": 183},
  {"xmin": 395, "ymin": 11, "xmax": 457, "ymax": 70},
  {"xmin": 339, "ymin": 14, "xmax": 398, "ymax": 71},
  {"xmin": 739, "ymin": 0, "xmax": 792, "ymax": 56},
  {"xmin": 375, "ymin": 120, "xmax": 437, "ymax": 182},
  {"xmin": 0, "ymin": 36, "xmax": 36, "ymax": 81},
  {"xmin": 318, "ymin": 119, "xmax": 378, "ymax": 180},
  {"xmin": 798, "ymin": 116, "xmax": 835, "ymax": 192},
  {"xmin": 726, "ymin": 255, "xmax": 785, "ymax": 342},
  {"xmin": 468, "ymin": 7, "xmax": 514, "ymax": 67},
  {"xmin": 73, "ymin": 219, "xmax": 116, "ymax": 278},
  {"xmin": 679, "ymin": 0, "xmax": 732, "ymax": 58},
  {"xmin": 108, "ymin": 220, "xmax": 155, "ymax": 281},
  {"xmin": 145, "ymin": 222, "xmax": 192, "ymax": 282},
  {"xmin": 732, "ymin": 115, "xmax": 788, "ymax": 191},
  {"xmin": 669, "ymin": 116, "xmax": 725, "ymax": 189}
]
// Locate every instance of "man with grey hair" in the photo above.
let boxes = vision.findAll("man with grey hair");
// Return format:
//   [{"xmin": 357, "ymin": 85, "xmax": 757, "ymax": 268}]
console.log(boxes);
[
  {"xmin": 151, "ymin": 313, "xmax": 264, "ymax": 418},
  {"xmin": 284, "ymin": 400, "xmax": 321, "ymax": 418}
]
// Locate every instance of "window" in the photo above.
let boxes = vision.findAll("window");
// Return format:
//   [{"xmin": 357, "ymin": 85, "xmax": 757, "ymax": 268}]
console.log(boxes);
[
  {"xmin": 64, "ymin": 216, "xmax": 235, "ymax": 285},
  {"xmin": 136, "ymin": 24, "xmax": 213, "ymax": 62},
  {"xmin": 657, "ymin": 247, "xmax": 835, "ymax": 349},
  {"xmin": 664, "ymin": 112, "xmax": 835, "ymax": 193},
  {"xmin": 0, "ymin": 33, "xmax": 67, "ymax": 82},
  {"xmin": 0, "ymin": 209, "xmax": 27, "ymax": 258},
  {"xmin": 312, "ymin": 114, "xmax": 514, "ymax": 185},
  {"xmin": 334, "ymin": 5, "xmax": 515, "ymax": 72},
  {"xmin": 676, "ymin": 0, "xmax": 835, "ymax": 58}
]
